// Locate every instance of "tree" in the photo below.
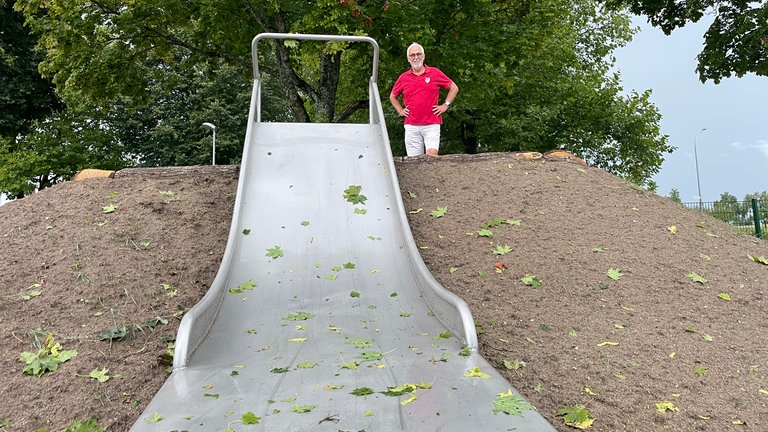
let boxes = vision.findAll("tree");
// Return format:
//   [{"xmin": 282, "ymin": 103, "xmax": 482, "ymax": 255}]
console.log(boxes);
[
  {"xmin": 0, "ymin": 1, "xmax": 60, "ymax": 138},
  {"xmin": 606, "ymin": 0, "xmax": 768, "ymax": 83},
  {"xmin": 710, "ymin": 191, "xmax": 744, "ymax": 224},
  {"xmin": 668, "ymin": 188, "xmax": 682, "ymax": 203}
]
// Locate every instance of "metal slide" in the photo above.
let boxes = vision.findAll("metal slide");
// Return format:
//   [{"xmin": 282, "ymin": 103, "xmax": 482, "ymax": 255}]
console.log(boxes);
[{"xmin": 130, "ymin": 34, "xmax": 555, "ymax": 432}]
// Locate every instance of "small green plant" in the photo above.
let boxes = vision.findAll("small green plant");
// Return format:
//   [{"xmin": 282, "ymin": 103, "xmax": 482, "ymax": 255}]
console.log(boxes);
[{"xmin": 19, "ymin": 331, "xmax": 78, "ymax": 377}]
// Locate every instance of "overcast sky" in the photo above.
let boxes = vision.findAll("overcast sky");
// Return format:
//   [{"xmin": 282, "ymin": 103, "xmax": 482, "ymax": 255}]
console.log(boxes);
[{"xmin": 613, "ymin": 16, "xmax": 768, "ymax": 203}]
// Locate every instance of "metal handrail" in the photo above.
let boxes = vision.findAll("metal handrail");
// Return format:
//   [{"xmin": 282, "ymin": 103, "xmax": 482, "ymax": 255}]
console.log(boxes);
[{"xmin": 251, "ymin": 33, "xmax": 379, "ymax": 83}]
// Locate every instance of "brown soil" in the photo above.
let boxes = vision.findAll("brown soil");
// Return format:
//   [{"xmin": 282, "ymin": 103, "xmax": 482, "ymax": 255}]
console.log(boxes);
[{"xmin": 1, "ymin": 154, "xmax": 767, "ymax": 432}]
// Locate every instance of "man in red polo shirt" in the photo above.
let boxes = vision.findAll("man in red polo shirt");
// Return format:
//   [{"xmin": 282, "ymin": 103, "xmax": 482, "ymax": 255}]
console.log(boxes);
[{"xmin": 389, "ymin": 42, "xmax": 459, "ymax": 156}]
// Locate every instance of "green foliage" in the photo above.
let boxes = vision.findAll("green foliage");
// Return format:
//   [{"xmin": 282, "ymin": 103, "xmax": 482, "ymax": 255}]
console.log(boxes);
[
  {"xmin": 18, "ymin": 331, "xmax": 78, "ymax": 377},
  {"xmin": 668, "ymin": 188, "xmax": 682, "ymax": 203},
  {"xmin": 521, "ymin": 275, "xmax": 542, "ymax": 288},
  {"xmin": 608, "ymin": 0, "xmax": 768, "ymax": 83},
  {"xmin": 6, "ymin": 0, "xmax": 671, "ymax": 191},
  {"xmin": 0, "ymin": 3, "xmax": 61, "ymax": 138}
]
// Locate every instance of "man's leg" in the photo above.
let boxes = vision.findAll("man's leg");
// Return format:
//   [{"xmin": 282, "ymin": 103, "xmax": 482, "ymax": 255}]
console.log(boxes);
[
  {"xmin": 404, "ymin": 125, "xmax": 425, "ymax": 156},
  {"xmin": 422, "ymin": 124, "xmax": 441, "ymax": 156}
]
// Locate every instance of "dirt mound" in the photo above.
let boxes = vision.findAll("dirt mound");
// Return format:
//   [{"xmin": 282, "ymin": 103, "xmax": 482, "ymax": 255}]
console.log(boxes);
[{"xmin": 1, "ymin": 154, "xmax": 767, "ymax": 431}]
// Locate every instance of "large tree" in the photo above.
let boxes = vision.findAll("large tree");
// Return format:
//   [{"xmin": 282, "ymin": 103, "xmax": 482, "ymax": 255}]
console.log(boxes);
[
  {"xmin": 0, "ymin": 0, "xmax": 60, "ymax": 138},
  {"xmin": 607, "ymin": 0, "xmax": 768, "ymax": 83}
]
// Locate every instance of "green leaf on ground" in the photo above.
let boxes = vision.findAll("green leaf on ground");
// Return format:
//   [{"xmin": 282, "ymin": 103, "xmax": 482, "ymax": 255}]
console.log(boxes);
[
  {"xmin": 503, "ymin": 359, "xmax": 526, "ymax": 370},
  {"xmin": 282, "ymin": 311, "xmax": 314, "ymax": 321},
  {"xmin": 430, "ymin": 206, "xmax": 448, "ymax": 218},
  {"xmin": 350, "ymin": 291, "xmax": 361, "ymax": 297},
  {"xmin": 687, "ymin": 272, "xmax": 707, "ymax": 284},
  {"xmin": 297, "ymin": 361, "xmax": 317, "ymax": 369},
  {"xmin": 242, "ymin": 228, "xmax": 251, "ymax": 235},
  {"xmin": 478, "ymin": 229, "xmax": 493, "ymax": 237},
  {"xmin": 20, "ymin": 289, "xmax": 41, "ymax": 301},
  {"xmin": 144, "ymin": 412, "xmax": 163, "ymax": 423},
  {"xmin": 521, "ymin": 275, "xmax": 542, "ymax": 288},
  {"xmin": 102, "ymin": 204, "xmax": 118, "ymax": 213},
  {"xmin": 381, "ymin": 384, "xmax": 417, "ymax": 396},
  {"xmin": 89, "ymin": 367, "xmax": 110, "ymax": 382},
  {"xmin": 291, "ymin": 404, "xmax": 316, "ymax": 413},
  {"xmin": 270, "ymin": 367, "xmax": 290, "ymax": 374},
  {"xmin": 694, "ymin": 366, "xmax": 708, "ymax": 377},
  {"xmin": 748, "ymin": 254, "xmax": 768, "ymax": 266},
  {"xmin": 556, "ymin": 404, "xmax": 594, "ymax": 429},
  {"xmin": 242, "ymin": 412, "xmax": 261, "ymax": 425},
  {"xmin": 356, "ymin": 351, "xmax": 383, "ymax": 362},
  {"xmin": 434, "ymin": 331, "xmax": 452, "ymax": 340},
  {"xmin": 351, "ymin": 387, "xmax": 375, "ymax": 396},
  {"xmin": 229, "ymin": 279, "xmax": 257, "ymax": 294},
  {"xmin": 97, "ymin": 325, "xmax": 128, "ymax": 341},
  {"xmin": 606, "ymin": 268, "xmax": 623, "ymax": 280},
  {"xmin": 343, "ymin": 185, "xmax": 367, "ymax": 205},
  {"xmin": 655, "ymin": 401, "xmax": 679, "ymax": 413},
  {"xmin": 492, "ymin": 389, "xmax": 534, "ymax": 416},
  {"xmin": 340, "ymin": 361, "xmax": 360, "ymax": 370},
  {"xmin": 493, "ymin": 244, "xmax": 512, "ymax": 255},
  {"xmin": 465, "ymin": 366, "xmax": 491, "ymax": 378},
  {"xmin": 718, "ymin": 292, "xmax": 732, "ymax": 301},
  {"xmin": 483, "ymin": 217, "xmax": 520, "ymax": 227},
  {"xmin": 266, "ymin": 246, "xmax": 284, "ymax": 260},
  {"xmin": 346, "ymin": 338, "xmax": 374, "ymax": 348},
  {"xmin": 19, "ymin": 333, "xmax": 78, "ymax": 377}
]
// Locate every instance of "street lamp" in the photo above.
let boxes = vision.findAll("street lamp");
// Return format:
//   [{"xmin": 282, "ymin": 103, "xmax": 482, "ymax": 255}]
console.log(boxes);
[
  {"xmin": 202, "ymin": 122, "xmax": 216, "ymax": 166},
  {"xmin": 693, "ymin": 127, "xmax": 707, "ymax": 209}
]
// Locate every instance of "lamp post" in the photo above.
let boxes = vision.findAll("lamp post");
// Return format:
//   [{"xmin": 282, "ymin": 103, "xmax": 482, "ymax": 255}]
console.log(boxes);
[
  {"xmin": 693, "ymin": 127, "xmax": 707, "ymax": 210},
  {"xmin": 202, "ymin": 122, "xmax": 216, "ymax": 166}
]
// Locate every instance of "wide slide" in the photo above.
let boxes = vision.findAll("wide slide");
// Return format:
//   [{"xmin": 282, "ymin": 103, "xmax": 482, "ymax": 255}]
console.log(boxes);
[{"xmin": 130, "ymin": 34, "xmax": 555, "ymax": 432}]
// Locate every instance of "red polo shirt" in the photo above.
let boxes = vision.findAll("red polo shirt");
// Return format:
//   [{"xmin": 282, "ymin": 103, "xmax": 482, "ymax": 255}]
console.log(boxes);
[{"xmin": 391, "ymin": 65, "xmax": 453, "ymax": 125}]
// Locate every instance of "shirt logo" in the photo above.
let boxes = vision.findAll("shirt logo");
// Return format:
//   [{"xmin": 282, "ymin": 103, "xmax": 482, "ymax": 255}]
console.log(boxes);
[{"xmin": 425, "ymin": 77, "xmax": 430, "ymax": 84}]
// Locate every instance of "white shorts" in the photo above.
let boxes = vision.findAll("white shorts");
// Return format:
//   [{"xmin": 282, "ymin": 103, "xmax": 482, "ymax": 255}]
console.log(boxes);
[{"xmin": 404, "ymin": 124, "xmax": 441, "ymax": 156}]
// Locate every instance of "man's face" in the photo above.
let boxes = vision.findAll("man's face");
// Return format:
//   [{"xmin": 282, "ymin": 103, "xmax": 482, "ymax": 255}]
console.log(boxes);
[{"xmin": 407, "ymin": 47, "xmax": 424, "ymax": 69}]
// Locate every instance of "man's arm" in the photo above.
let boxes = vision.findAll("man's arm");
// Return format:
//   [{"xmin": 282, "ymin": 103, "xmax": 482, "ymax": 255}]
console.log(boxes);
[
  {"xmin": 389, "ymin": 92, "xmax": 409, "ymax": 117},
  {"xmin": 433, "ymin": 81, "xmax": 459, "ymax": 116},
  {"xmin": 445, "ymin": 82, "xmax": 458, "ymax": 105}
]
